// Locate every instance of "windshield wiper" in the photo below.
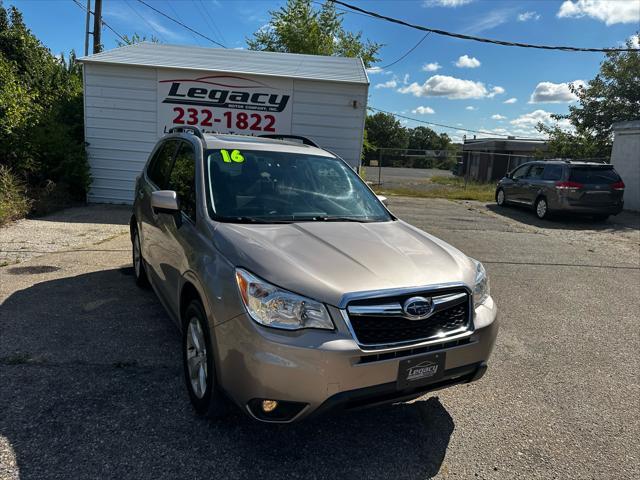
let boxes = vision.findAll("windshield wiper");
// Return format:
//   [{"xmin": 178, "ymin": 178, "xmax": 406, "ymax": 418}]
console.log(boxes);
[
  {"xmin": 310, "ymin": 216, "xmax": 373, "ymax": 223},
  {"xmin": 218, "ymin": 216, "xmax": 291, "ymax": 224}
]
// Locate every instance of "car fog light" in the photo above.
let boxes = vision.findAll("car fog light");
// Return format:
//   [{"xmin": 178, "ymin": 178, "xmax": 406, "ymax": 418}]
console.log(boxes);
[{"xmin": 262, "ymin": 400, "xmax": 278, "ymax": 413}]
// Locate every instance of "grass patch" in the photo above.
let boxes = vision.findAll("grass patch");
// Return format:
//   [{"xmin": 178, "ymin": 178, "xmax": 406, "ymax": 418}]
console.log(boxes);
[
  {"xmin": 374, "ymin": 176, "xmax": 496, "ymax": 202},
  {"xmin": 0, "ymin": 166, "xmax": 31, "ymax": 226}
]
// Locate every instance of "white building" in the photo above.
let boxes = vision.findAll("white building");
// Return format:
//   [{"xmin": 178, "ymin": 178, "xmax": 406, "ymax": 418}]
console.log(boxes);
[
  {"xmin": 611, "ymin": 120, "xmax": 640, "ymax": 211},
  {"xmin": 78, "ymin": 43, "xmax": 369, "ymax": 204}
]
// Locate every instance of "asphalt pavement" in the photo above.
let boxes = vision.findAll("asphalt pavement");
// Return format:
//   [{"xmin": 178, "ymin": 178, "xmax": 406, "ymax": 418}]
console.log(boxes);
[{"xmin": 1, "ymin": 198, "xmax": 638, "ymax": 480}]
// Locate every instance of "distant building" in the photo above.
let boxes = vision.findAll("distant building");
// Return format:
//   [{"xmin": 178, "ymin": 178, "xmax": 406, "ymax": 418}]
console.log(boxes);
[
  {"xmin": 611, "ymin": 120, "xmax": 640, "ymax": 211},
  {"xmin": 461, "ymin": 137, "xmax": 548, "ymax": 182}
]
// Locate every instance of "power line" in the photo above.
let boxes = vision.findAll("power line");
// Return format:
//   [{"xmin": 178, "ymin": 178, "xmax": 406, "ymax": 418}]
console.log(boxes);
[
  {"xmin": 70, "ymin": 0, "xmax": 127, "ymax": 44},
  {"xmin": 135, "ymin": 0, "xmax": 226, "ymax": 48},
  {"xmin": 167, "ymin": 1, "xmax": 203, "ymax": 46},
  {"xmin": 368, "ymin": 106, "xmax": 542, "ymax": 140},
  {"xmin": 330, "ymin": 0, "xmax": 639, "ymax": 53},
  {"xmin": 124, "ymin": 0, "xmax": 167, "ymax": 42},
  {"xmin": 380, "ymin": 32, "xmax": 431, "ymax": 69},
  {"xmin": 197, "ymin": 0, "xmax": 226, "ymax": 45}
]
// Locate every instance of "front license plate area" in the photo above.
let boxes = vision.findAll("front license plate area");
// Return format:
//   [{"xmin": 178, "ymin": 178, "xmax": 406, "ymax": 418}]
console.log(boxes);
[{"xmin": 397, "ymin": 352, "xmax": 446, "ymax": 389}]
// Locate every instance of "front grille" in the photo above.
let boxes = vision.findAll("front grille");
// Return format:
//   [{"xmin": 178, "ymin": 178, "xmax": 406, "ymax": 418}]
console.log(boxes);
[{"xmin": 346, "ymin": 288, "xmax": 471, "ymax": 347}]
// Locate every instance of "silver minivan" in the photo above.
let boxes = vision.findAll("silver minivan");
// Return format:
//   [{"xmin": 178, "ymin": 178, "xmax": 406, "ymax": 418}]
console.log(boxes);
[{"xmin": 131, "ymin": 127, "xmax": 498, "ymax": 423}]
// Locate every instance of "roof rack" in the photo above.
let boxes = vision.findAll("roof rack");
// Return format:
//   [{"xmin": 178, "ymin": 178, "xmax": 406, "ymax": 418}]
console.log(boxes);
[
  {"xmin": 258, "ymin": 134, "xmax": 319, "ymax": 148},
  {"xmin": 168, "ymin": 126, "xmax": 205, "ymax": 141}
]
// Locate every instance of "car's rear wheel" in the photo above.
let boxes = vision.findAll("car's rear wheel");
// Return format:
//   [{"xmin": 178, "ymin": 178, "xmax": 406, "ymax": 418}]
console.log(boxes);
[
  {"xmin": 132, "ymin": 229, "xmax": 149, "ymax": 287},
  {"xmin": 496, "ymin": 188, "xmax": 506, "ymax": 207},
  {"xmin": 535, "ymin": 197, "xmax": 549, "ymax": 220},
  {"xmin": 182, "ymin": 300, "xmax": 229, "ymax": 419}
]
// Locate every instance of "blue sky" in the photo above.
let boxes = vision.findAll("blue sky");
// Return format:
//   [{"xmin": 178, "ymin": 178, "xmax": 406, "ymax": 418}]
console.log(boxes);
[{"xmin": 11, "ymin": 0, "xmax": 640, "ymax": 141}]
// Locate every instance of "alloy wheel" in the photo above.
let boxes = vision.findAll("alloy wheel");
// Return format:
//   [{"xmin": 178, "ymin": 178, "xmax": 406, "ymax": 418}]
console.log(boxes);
[
  {"xmin": 536, "ymin": 199, "xmax": 547, "ymax": 219},
  {"xmin": 133, "ymin": 233, "xmax": 142, "ymax": 278},
  {"xmin": 497, "ymin": 189, "xmax": 505, "ymax": 206},
  {"xmin": 186, "ymin": 317, "xmax": 209, "ymax": 399}
]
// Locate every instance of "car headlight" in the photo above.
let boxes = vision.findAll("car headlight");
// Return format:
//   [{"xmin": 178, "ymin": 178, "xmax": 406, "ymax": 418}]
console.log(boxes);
[
  {"xmin": 471, "ymin": 259, "xmax": 490, "ymax": 308},
  {"xmin": 235, "ymin": 268, "xmax": 334, "ymax": 330}
]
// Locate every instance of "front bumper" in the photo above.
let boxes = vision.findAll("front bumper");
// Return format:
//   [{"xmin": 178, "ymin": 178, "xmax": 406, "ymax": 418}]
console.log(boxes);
[{"xmin": 214, "ymin": 297, "xmax": 498, "ymax": 422}]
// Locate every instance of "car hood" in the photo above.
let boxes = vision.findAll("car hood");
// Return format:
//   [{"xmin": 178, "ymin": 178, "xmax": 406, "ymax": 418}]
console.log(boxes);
[{"xmin": 213, "ymin": 220, "xmax": 475, "ymax": 307}]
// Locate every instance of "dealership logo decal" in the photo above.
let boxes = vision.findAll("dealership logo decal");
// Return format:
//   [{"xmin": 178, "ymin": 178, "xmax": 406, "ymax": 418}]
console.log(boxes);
[
  {"xmin": 403, "ymin": 296, "xmax": 435, "ymax": 320},
  {"xmin": 406, "ymin": 360, "xmax": 439, "ymax": 381},
  {"xmin": 160, "ymin": 75, "xmax": 290, "ymax": 112}
]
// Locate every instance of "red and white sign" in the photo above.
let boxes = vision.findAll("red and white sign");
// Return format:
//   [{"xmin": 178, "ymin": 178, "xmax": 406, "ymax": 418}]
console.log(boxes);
[{"xmin": 157, "ymin": 70, "xmax": 293, "ymax": 137}]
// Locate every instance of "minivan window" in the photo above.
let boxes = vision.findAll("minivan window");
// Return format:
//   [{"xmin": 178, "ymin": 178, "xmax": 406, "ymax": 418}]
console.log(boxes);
[
  {"xmin": 206, "ymin": 150, "xmax": 392, "ymax": 223},
  {"xmin": 148, "ymin": 140, "xmax": 179, "ymax": 188},
  {"xmin": 168, "ymin": 142, "xmax": 197, "ymax": 221},
  {"xmin": 528, "ymin": 165, "xmax": 545, "ymax": 179},
  {"xmin": 511, "ymin": 164, "xmax": 530, "ymax": 180},
  {"xmin": 569, "ymin": 166, "xmax": 620, "ymax": 184},
  {"xmin": 543, "ymin": 165, "xmax": 563, "ymax": 181}
]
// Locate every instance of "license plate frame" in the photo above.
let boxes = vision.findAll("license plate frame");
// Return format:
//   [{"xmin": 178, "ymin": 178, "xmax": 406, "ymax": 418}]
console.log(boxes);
[{"xmin": 397, "ymin": 352, "xmax": 446, "ymax": 389}]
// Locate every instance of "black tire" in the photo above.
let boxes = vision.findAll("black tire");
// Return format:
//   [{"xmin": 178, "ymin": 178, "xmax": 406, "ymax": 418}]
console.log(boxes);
[
  {"xmin": 182, "ymin": 300, "xmax": 229, "ymax": 419},
  {"xmin": 593, "ymin": 214, "xmax": 609, "ymax": 222},
  {"xmin": 132, "ymin": 228, "xmax": 149, "ymax": 288},
  {"xmin": 534, "ymin": 197, "xmax": 550, "ymax": 220},
  {"xmin": 496, "ymin": 188, "xmax": 506, "ymax": 207}
]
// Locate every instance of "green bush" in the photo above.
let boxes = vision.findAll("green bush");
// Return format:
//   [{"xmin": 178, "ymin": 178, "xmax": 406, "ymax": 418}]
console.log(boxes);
[
  {"xmin": 0, "ymin": 3, "xmax": 90, "ymax": 219},
  {"xmin": 0, "ymin": 165, "xmax": 31, "ymax": 225}
]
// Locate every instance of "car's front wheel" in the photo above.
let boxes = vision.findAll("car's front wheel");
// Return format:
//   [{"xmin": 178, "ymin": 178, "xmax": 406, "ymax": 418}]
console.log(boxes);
[
  {"xmin": 182, "ymin": 300, "xmax": 229, "ymax": 419},
  {"xmin": 496, "ymin": 188, "xmax": 506, "ymax": 207},
  {"xmin": 535, "ymin": 197, "xmax": 549, "ymax": 220},
  {"xmin": 132, "ymin": 229, "xmax": 149, "ymax": 287}
]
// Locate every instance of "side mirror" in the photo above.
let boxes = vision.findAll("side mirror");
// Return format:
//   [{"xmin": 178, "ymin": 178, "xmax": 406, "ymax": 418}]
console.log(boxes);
[
  {"xmin": 377, "ymin": 195, "xmax": 389, "ymax": 206},
  {"xmin": 505, "ymin": 172, "xmax": 512, "ymax": 179},
  {"xmin": 151, "ymin": 190, "xmax": 179, "ymax": 214}
]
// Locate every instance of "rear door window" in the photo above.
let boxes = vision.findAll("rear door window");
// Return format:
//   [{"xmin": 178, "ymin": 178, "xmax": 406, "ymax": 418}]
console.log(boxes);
[
  {"xmin": 168, "ymin": 142, "xmax": 197, "ymax": 221},
  {"xmin": 569, "ymin": 167, "xmax": 620, "ymax": 184},
  {"xmin": 542, "ymin": 165, "xmax": 564, "ymax": 181},
  {"xmin": 528, "ymin": 164, "xmax": 545, "ymax": 179},
  {"xmin": 147, "ymin": 140, "xmax": 179, "ymax": 189}
]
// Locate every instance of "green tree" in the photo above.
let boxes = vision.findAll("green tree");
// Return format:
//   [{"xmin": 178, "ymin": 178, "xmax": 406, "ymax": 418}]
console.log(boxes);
[
  {"xmin": 247, "ymin": 0, "xmax": 381, "ymax": 67},
  {"xmin": 116, "ymin": 33, "xmax": 160, "ymax": 47},
  {"xmin": 539, "ymin": 34, "xmax": 640, "ymax": 158},
  {"xmin": 0, "ymin": 2, "xmax": 89, "ymax": 207},
  {"xmin": 407, "ymin": 126, "xmax": 451, "ymax": 151},
  {"xmin": 365, "ymin": 112, "xmax": 408, "ymax": 151}
]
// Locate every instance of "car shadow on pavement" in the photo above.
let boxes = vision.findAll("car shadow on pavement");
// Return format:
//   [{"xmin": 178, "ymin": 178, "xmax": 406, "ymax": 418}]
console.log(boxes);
[
  {"xmin": 0, "ymin": 268, "xmax": 454, "ymax": 480},
  {"xmin": 485, "ymin": 203, "xmax": 640, "ymax": 232},
  {"xmin": 32, "ymin": 204, "xmax": 131, "ymax": 225}
]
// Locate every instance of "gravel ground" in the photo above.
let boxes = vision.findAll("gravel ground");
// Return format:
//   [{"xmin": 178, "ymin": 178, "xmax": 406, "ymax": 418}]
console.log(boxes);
[
  {"xmin": 1, "ymin": 199, "xmax": 638, "ymax": 480},
  {"xmin": 0, "ymin": 205, "xmax": 130, "ymax": 266}
]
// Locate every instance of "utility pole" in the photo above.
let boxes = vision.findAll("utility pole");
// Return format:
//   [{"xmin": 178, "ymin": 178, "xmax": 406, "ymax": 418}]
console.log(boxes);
[
  {"xmin": 92, "ymin": 0, "xmax": 102, "ymax": 54},
  {"xmin": 84, "ymin": 0, "xmax": 91, "ymax": 56}
]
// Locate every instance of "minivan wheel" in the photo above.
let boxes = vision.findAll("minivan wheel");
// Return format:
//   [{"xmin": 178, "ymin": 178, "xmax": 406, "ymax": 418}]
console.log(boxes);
[
  {"xmin": 535, "ymin": 197, "xmax": 549, "ymax": 220},
  {"xmin": 496, "ymin": 188, "xmax": 506, "ymax": 206},
  {"xmin": 132, "ymin": 229, "xmax": 149, "ymax": 287},
  {"xmin": 182, "ymin": 300, "xmax": 229, "ymax": 419}
]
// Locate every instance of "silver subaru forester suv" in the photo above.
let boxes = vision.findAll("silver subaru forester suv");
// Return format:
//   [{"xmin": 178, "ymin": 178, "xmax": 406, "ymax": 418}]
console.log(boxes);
[{"xmin": 131, "ymin": 126, "xmax": 498, "ymax": 423}]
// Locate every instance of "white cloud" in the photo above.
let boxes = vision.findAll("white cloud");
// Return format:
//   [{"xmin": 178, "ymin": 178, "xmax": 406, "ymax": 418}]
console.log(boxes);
[
  {"xmin": 424, "ymin": 0, "xmax": 473, "ymax": 7},
  {"xmin": 398, "ymin": 75, "xmax": 503, "ymax": 100},
  {"xmin": 510, "ymin": 109, "xmax": 573, "ymax": 131},
  {"xmin": 375, "ymin": 79, "xmax": 398, "ymax": 89},
  {"xmin": 422, "ymin": 62, "xmax": 442, "ymax": 72},
  {"xmin": 529, "ymin": 80, "xmax": 584, "ymax": 103},
  {"xmin": 491, "ymin": 114, "xmax": 507, "ymax": 120},
  {"xmin": 367, "ymin": 66, "xmax": 385, "ymax": 74},
  {"xmin": 412, "ymin": 106, "xmax": 436, "ymax": 115},
  {"xmin": 518, "ymin": 11, "xmax": 541, "ymax": 21},
  {"xmin": 402, "ymin": 73, "xmax": 410, "ymax": 85},
  {"xmin": 557, "ymin": 0, "xmax": 640, "ymax": 25},
  {"xmin": 455, "ymin": 55, "xmax": 481, "ymax": 68},
  {"xmin": 488, "ymin": 86, "xmax": 505, "ymax": 98},
  {"xmin": 504, "ymin": 97, "xmax": 518, "ymax": 104},
  {"xmin": 465, "ymin": 7, "xmax": 513, "ymax": 34},
  {"xmin": 465, "ymin": 106, "xmax": 477, "ymax": 111}
]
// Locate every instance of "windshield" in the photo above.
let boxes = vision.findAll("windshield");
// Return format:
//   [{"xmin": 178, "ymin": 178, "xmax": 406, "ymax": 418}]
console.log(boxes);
[{"xmin": 205, "ymin": 149, "xmax": 392, "ymax": 223}]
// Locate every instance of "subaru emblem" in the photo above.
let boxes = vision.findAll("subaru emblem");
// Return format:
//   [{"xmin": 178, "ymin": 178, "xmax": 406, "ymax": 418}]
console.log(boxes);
[{"xmin": 403, "ymin": 296, "xmax": 434, "ymax": 320}]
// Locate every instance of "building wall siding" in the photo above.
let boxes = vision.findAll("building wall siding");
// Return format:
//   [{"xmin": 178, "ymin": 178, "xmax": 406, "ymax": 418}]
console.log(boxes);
[{"xmin": 611, "ymin": 122, "xmax": 640, "ymax": 211}]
